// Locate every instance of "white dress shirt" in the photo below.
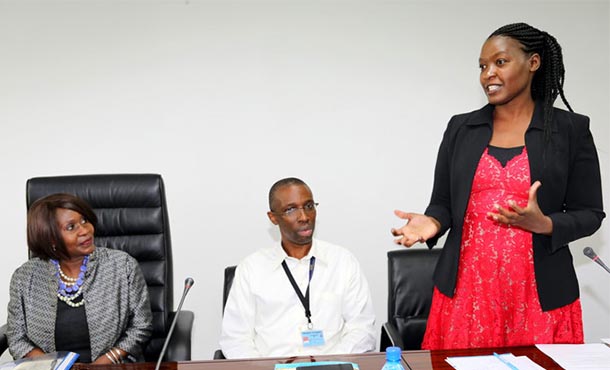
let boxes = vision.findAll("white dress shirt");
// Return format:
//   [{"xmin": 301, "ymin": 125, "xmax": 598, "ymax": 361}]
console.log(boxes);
[{"xmin": 219, "ymin": 239, "xmax": 376, "ymax": 358}]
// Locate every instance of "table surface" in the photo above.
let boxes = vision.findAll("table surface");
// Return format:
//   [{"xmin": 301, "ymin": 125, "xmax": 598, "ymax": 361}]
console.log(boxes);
[{"xmin": 72, "ymin": 346, "xmax": 563, "ymax": 370}]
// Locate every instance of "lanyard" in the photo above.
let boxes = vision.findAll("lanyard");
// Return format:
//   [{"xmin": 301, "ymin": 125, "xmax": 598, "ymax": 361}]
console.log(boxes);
[{"xmin": 281, "ymin": 256, "xmax": 316, "ymax": 329}]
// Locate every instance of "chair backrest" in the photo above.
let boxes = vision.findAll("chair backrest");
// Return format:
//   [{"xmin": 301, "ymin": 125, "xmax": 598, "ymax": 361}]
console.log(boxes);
[
  {"xmin": 387, "ymin": 248, "xmax": 441, "ymax": 350},
  {"xmin": 213, "ymin": 265, "xmax": 236, "ymax": 360},
  {"xmin": 222, "ymin": 266, "xmax": 237, "ymax": 311},
  {"xmin": 26, "ymin": 174, "xmax": 173, "ymax": 361}
]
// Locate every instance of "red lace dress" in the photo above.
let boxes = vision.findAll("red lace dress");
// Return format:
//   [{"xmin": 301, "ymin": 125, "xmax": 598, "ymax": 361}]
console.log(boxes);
[{"xmin": 422, "ymin": 147, "xmax": 583, "ymax": 350}]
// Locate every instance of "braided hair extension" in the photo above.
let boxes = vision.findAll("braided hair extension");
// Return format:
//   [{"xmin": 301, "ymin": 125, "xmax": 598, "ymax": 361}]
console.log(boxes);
[{"xmin": 489, "ymin": 23, "xmax": 572, "ymax": 142}]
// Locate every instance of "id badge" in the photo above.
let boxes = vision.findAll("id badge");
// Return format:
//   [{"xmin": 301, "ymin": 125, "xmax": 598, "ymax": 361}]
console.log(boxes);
[{"xmin": 301, "ymin": 329, "xmax": 325, "ymax": 347}]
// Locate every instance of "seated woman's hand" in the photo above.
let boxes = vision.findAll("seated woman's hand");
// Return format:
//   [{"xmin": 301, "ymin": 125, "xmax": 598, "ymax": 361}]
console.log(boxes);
[
  {"xmin": 92, "ymin": 348, "xmax": 128, "ymax": 365},
  {"xmin": 25, "ymin": 348, "xmax": 45, "ymax": 358}
]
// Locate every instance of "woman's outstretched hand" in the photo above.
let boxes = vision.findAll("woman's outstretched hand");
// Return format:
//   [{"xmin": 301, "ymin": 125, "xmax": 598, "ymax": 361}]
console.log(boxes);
[
  {"xmin": 487, "ymin": 180, "xmax": 553, "ymax": 235},
  {"xmin": 391, "ymin": 210, "xmax": 441, "ymax": 247}
]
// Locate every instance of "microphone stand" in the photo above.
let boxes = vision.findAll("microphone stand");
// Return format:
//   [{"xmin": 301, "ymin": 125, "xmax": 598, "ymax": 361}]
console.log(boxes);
[{"xmin": 154, "ymin": 278, "xmax": 195, "ymax": 370}]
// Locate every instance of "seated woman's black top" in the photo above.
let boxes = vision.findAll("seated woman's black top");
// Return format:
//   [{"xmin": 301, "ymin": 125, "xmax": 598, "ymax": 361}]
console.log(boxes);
[{"xmin": 55, "ymin": 296, "xmax": 92, "ymax": 363}]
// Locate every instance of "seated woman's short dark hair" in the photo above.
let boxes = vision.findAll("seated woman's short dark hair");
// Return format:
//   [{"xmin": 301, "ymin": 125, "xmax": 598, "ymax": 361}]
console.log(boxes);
[{"xmin": 27, "ymin": 193, "xmax": 98, "ymax": 261}]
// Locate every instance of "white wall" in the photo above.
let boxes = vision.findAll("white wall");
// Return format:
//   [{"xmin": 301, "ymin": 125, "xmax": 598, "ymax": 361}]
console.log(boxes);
[{"xmin": 0, "ymin": 0, "xmax": 608, "ymax": 361}]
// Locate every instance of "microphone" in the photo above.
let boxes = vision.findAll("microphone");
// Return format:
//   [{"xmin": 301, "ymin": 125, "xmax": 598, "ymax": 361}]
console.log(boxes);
[
  {"xmin": 154, "ymin": 277, "xmax": 195, "ymax": 370},
  {"xmin": 583, "ymin": 247, "xmax": 610, "ymax": 274}
]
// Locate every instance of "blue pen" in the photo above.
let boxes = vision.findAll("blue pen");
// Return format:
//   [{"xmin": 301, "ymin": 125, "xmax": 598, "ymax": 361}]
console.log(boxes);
[{"xmin": 493, "ymin": 352, "xmax": 519, "ymax": 370}]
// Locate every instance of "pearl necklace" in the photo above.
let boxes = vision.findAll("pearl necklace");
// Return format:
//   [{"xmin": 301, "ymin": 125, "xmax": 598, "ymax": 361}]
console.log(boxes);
[
  {"xmin": 51, "ymin": 255, "xmax": 89, "ymax": 308},
  {"xmin": 58, "ymin": 267, "xmax": 77, "ymax": 283},
  {"xmin": 58, "ymin": 289, "xmax": 84, "ymax": 307}
]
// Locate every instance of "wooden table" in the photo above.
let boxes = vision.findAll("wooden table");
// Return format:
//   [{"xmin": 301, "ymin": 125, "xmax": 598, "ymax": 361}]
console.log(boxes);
[{"xmin": 73, "ymin": 346, "xmax": 562, "ymax": 370}]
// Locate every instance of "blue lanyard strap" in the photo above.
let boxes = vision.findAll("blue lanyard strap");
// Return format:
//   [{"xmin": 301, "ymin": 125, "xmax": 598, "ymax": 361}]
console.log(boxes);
[{"xmin": 281, "ymin": 256, "xmax": 316, "ymax": 329}]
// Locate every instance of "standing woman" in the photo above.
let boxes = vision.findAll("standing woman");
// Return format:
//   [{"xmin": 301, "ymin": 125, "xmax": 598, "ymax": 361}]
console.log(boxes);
[
  {"xmin": 7, "ymin": 193, "xmax": 152, "ymax": 362},
  {"xmin": 391, "ymin": 23, "xmax": 604, "ymax": 349}
]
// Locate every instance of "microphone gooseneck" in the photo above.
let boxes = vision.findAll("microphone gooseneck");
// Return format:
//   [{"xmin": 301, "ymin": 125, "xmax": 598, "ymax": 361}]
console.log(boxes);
[
  {"xmin": 154, "ymin": 277, "xmax": 195, "ymax": 370},
  {"xmin": 583, "ymin": 247, "xmax": 610, "ymax": 274}
]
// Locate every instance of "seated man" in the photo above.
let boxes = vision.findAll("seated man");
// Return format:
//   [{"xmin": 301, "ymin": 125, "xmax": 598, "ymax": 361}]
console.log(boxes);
[{"xmin": 220, "ymin": 177, "xmax": 376, "ymax": 358}]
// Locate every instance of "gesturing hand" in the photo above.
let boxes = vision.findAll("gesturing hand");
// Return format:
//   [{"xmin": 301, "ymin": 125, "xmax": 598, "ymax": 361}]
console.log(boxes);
[
  {"xmin": 391, "ymin": 210, "xmax": 441, "ymax": 247},
  {"xmin": 487, "ymin": 180, "xmax": 553, "ymax": 235}
]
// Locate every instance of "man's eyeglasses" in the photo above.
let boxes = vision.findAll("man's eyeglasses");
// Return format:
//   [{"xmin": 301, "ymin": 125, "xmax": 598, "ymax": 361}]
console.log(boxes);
[{"xmin": 272, "ymin": 202, "xmax": 319, "ymax": 218}]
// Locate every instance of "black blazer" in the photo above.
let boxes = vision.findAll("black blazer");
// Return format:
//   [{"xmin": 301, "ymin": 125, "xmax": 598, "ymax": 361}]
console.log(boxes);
[{"xmin": 425, "ymin": 103, "xmax": 605, "ymax": 311}]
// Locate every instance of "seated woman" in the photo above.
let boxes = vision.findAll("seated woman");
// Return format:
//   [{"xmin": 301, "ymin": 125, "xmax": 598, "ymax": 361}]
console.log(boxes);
[{"xmin": 7, "ymin": 193, "xmax": 153, "ymax": 363}]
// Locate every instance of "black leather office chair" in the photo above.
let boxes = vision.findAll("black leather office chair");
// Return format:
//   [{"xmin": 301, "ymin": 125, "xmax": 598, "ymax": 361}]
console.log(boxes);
[
  {"xmin": 222, "ymin": 266, "xmax": 237, "ymax": 311},
  {"xmin": 380, "ymin": 248, "xmax": 441, "ymax": 351},
  {"xmin": 213, "ymin": 265, "xmax": 236, "ymax": 360},
  {"xmin": 0, "ymin": 325, "xmax": 7, "ymax": 355},
  {"xmin": 0, "ymin": 174, "xmax": 193, "ymax": 362}
]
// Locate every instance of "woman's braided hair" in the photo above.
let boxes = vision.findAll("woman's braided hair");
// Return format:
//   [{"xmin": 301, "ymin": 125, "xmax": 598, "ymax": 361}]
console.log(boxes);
[{"xmin": 489, "ymin": 23, "xmax": 572, "ymax": 141}]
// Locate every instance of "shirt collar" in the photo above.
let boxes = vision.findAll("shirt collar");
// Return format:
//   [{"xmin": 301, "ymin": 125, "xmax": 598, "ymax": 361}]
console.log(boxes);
[
  {"xmin": 466, "ymin": 101, "xmax": 547, "ymax": 131},
  {"xmin": 270, "ymin": 238, "xmax": 327, "ymax": 269},
  {"xmin": 465, "ymin": 103, "xmax": 495, "ymax": 127}
]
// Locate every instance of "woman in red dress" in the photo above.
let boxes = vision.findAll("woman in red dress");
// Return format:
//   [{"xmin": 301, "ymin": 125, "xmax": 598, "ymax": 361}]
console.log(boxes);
[{"xmin": 391, "ymin": 23, "xmax": 605, "ymax": 349}]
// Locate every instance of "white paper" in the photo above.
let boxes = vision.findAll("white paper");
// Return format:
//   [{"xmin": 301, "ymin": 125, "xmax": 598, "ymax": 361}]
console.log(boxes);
[
  {"xmin": 446, "ymin": 354, "xmax": 513, "ymax": 370},
  {"xmin": 0, "ymin": 352, "xmax": 78, "ymax": 370},
  {"xmin": 510, "ymin": 357, "xmax": 546, "ymax": 370},
  {"xmin": 536, "ymin": 343, "xmax": 610, "ymax": 370},
  {"xmin": 446, "ymin": 353, "xmax": 544, "ymax": 370}
]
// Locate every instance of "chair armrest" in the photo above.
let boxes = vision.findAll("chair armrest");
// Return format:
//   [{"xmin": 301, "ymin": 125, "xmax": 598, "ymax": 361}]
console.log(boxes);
[
  {"xmin": 0, "ymin": 323, "xmax": 7, "ymax": 356},
  {"xmin": 213, "ymin": 349, "xmax": 226, "ymax": 360},
  {"xmin": 163, "ymin": 311, "xmax": 194, "ymax": 361},
  {"xmin": 380, "ymin": 322, "xmax": 405, "ymax": 351}
]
